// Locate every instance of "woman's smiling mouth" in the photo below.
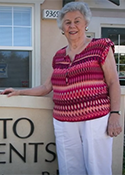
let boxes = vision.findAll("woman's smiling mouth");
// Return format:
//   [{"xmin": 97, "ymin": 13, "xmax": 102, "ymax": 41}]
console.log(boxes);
[{"xmin": 69, "ymin": 31, "xmax": 78, "ymax": 35}]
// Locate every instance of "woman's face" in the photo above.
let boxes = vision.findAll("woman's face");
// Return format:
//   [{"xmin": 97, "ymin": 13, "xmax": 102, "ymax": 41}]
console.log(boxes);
[{"xmin": 62, "ymin": 10, "xmax": 87, "ymax": 42}]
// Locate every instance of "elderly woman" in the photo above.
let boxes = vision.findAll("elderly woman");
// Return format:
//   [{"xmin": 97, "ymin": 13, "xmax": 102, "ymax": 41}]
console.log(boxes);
[{"xmin": 2, "ymin": 2, "xmax": 122, "ymax": 175}]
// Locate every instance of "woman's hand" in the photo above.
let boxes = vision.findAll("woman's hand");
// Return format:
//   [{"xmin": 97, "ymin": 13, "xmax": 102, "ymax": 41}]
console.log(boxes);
[
  {"xmin": 0, "ymin": 88, "xmax": 20, "ymax": 97},
  {"xmin": 107, "ymin": 113, "xmax": 122, "ymax": 137},
  {"xmin": 0, "ymin": 73, "xmax": 53, "ymax": 97}
]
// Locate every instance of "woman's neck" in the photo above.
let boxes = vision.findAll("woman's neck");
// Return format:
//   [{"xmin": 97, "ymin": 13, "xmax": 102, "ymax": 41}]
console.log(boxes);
[
  {"xmin": 67, "ymin": 36, "xmax": 90, "ymax": 51},
  {"xmin": 66, "ymin": 36, "xmax": 91, "ymax": 61}
]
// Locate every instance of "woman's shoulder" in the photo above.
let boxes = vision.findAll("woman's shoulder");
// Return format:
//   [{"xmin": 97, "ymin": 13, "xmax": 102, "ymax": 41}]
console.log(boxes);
[
  {"xmin": 54, "ymin": 46, "xmax": 67, "ymax": 58},
  {"xmin": 52, "ymin": 46, "xmax": 67, "ymax": 68},
  {"xmin": 91, "ymin": 38, "xmax": 115, "ymax": 64},
  {"xmin": 92, "ymin": 38, "xmax": 114, "ymax": 46}
]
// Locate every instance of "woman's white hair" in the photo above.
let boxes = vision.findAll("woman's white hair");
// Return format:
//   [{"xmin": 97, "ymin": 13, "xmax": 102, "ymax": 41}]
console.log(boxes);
[{"xmin": 57, "ymin": 1, "xmax": 92, "ymax": 30}]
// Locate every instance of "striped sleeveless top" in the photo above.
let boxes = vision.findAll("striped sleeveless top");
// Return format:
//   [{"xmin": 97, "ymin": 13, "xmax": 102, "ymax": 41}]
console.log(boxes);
[{"xmin": 51, "ymin": 38, "xmax": 114, "ymax": 122}]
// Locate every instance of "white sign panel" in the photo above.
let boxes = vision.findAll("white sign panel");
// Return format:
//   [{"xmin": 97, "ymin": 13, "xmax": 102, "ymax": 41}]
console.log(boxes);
[
  {"xmin": 0, "ymin": 96, "xmax": 58, "ymax": 175},
  {"xmin": 42, "ymin": 9, "xmax": 59, "ymax": 19}
]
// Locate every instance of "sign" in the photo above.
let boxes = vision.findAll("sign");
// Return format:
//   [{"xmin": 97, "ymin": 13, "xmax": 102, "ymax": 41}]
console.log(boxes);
[
  {"xmin": 42, "ymin": 9, "xmax": 59, "ymax": 19},
  {"xmin": 0, "ymin": 116, "xmax": 58, "ymax": 174},
  {"xmin": 0, "ymin": 97, "xmax": 58, "ymax": 175}
]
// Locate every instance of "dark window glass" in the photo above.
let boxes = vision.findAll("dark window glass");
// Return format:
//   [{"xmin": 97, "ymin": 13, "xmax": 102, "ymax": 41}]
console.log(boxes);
[
  {"xmin": 101, "ymin": 27, "xmax": 125, "ymax": 45},
  {"xmin": 0, "ymin": 51, "xmax": 31, "ymax": 87}
]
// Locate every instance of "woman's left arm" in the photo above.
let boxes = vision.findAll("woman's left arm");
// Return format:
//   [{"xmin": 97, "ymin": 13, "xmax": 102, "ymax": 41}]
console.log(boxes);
[{"xmin": 102, "ymin": 47, "xmax": 122, "ymax": 137}]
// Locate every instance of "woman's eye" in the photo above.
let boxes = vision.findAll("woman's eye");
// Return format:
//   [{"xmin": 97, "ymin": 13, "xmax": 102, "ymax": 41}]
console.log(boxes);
[
  {"xmin": 75, "ymin": 20, "xmax": 79, "ymax": 24},
  {"xmin": 66, "ymin": 22, "xmax": 71, "ymax": 25}
]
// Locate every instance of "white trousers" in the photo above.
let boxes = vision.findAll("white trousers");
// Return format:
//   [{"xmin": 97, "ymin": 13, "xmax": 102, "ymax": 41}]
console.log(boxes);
[{"xmin": 53, "ymin": 114, "xmax": 113, "ymax": 175}]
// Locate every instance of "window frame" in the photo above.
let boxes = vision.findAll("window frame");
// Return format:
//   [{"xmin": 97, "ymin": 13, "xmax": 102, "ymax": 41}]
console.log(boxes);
[
  {"xmin": 0, "ymin": 4, "xmax": 34, "ymax": 50},
  {"xmin": 0, "ymin": 0, "xmax": 45, "ymax": 89},
  {"xmin": 0, "ymin": 3, "xmax": 34, "ymax": 88},
  {"xmin": 101, "ymin": 24, "xmax": 125, "ymax": 86}
]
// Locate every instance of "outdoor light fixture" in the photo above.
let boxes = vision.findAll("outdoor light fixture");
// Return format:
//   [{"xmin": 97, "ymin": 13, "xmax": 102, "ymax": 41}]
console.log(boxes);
[
  {"xmin": 63, "ymin": 0, "xmax": 75, "ymax": 6},
  {"xmin": 108, "ymin": 0, "xmax": 120, "ymax": 6}
]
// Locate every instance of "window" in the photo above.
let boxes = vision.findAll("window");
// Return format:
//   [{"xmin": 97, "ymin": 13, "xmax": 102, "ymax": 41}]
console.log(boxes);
[
  {"xmin": 101, "ymin": 27, "xmax": 125, "ymax": 85},
  {"xmin": 0, "ymin": 6, "xmax": 32, "ymax": 46},
  {"xmin": 115, "ymin": 53, "xmax": 125, "ymax": 85},
  {"xmin": 0, "ymin": 6, "xmax": 32, "ymax": 87},
  {"xmin": 0, "ymin": 51, "xmax": 31, "ymax": 87}
]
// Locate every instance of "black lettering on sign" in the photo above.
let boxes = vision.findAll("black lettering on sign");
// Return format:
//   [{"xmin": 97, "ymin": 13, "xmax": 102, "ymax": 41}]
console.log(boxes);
[
  {"xmin": 45, "ymin": 10, "xmax": 50, "ymax": 17},
  {"xmin": 13, "ymin": 118, "xmax": 34, "ymax": 139},
  {"xmin": 29, "ymin": 142, "xmax": 44, "ymax": 162},
  {"xmin": 9, "ymin": 143, "xmax": 26, "ymax": 163},
  {"xmin": 42, "ymin": 172, "xmax": 50, "ymax": 175},
  {"xmin": 45, "ymin": 142, "xmax": 56, "ymax": 162},
  {"xmin": 0, "ymin": 143, "xmax": 6, "ymax": 164},
  {"xmin": 0, "ymin": 118, "xmax": 13, "ymax": 139},
  {"xmin": 45, "ymin": 10, "xmax": 59, "ymax": 19}
]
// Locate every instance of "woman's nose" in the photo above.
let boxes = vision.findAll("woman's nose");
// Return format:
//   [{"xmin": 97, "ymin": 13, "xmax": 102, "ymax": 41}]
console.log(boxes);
[{"xmin": 69, "ymin": 22, "xmax": 75, "ymax": 28}]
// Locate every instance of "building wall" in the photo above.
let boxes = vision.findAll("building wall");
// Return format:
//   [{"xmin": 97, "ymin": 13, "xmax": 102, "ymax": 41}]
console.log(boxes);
[
  {"xmin": 40, "ymin": 0, "xmax": 125, "ymax": 85},
  {"xmin": 41, "ymin": 0, "xmax": 67, "ymax": 84},
  {"xmin": 89, "ymin": 9, "xmax": 125, "ymax": 38}
]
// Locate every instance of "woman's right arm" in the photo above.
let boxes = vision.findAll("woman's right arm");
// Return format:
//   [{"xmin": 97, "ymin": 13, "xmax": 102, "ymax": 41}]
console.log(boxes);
[{"xmin": 1, "ymin": 74, "xmax": 53, "ymax": 97}]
